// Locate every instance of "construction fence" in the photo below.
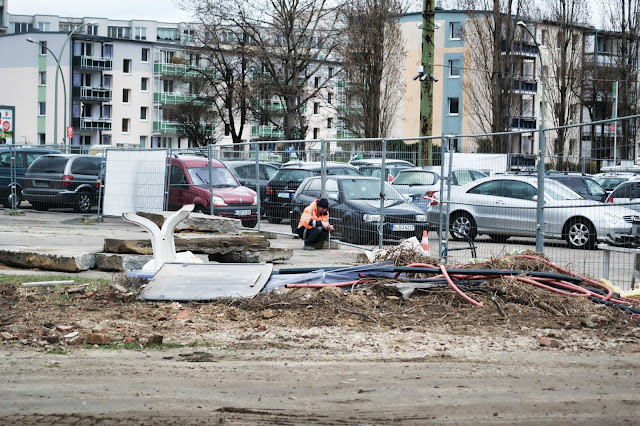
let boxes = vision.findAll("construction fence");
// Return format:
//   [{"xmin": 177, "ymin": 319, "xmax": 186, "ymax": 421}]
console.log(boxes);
[{"xmin": 2, "ymin": 115, "xmax": 640, "ymax": 288}]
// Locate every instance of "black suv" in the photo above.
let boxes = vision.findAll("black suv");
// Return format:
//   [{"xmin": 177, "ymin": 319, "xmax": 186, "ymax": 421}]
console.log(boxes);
[
  {"xmin": 264, "ymin": 162, "xmax": 361, "ymax": 223},
  {"xmin": 0, "ymin": 147, "xmax": 61, "ymax": 208},
  {"xmin": 22, "ymin": 154, "xmax": 104, "ymax": 213},
  {"xmin": 222, "ymin": 160, "xmax": 281, "ymax": 207},
  {"xmin": 546, "ymin": 172, "xmax": 607, "ymax": 202}
]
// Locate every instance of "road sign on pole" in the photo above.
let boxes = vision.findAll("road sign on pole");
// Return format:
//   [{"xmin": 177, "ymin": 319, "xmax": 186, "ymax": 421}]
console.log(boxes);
[{"xmin": 66, "ymin": 126, "xmax": 74, "ymax": 139}]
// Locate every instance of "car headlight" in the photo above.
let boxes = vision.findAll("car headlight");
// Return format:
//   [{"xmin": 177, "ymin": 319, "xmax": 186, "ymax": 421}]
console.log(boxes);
[
  {"xmin": 253, "ymin": 195, "xmax": 257, "ymax": 205},
  {"xmin": 212, "ymin": 196, "xmax": 227, "ymax": 206},
  {"xmin": 605, "ymin": 212, "xmax": 623, "ymax": 225},
  {"xmin": 416, "ymin": 214, "xmax": 427, "ymax": 222},
  {"xmin": 363, "ymin": 214, "xmax": 381, "ymax": 222}
]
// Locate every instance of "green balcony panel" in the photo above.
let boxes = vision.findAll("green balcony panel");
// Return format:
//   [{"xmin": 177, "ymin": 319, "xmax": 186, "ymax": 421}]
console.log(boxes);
[
  {"xmin": 37, "ymin": 116, "xmax": 46, "ymax": 134},
  {"xmin": 38, "ymin": 86, "xmax": 47, "ymax": 102}
]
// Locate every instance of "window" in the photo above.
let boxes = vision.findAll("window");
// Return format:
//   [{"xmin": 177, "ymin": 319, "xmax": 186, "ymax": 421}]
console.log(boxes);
[
  {"xmin": 13, "ymin": 23, "xmax": 33, "ymax": 33},
  {"xmin": 122, "ymin": 118, "xmax": 130, "ymax": 133},
  {"xmin": 327, "ymin": 118, "xmax": 333, "ymax": 128},
  {"xmin": 38, "ymin": 133, "xmax": 46, "ymax": 145},
  {"xmin": 39, "ymin": 41, "xmax": 47, "ymax": 55},
  {"xmin": 327, "ymin": 93, "xmax": 333, "ymax": 104},
  {"xmin": 449, "ymin": 59, "xmax": 460, "ymax": 77},
  {"xmin": 541, "ymin": 29, "xmax": 549, "ymax": 46},
  {"xmin": 108, "ymin": 26, "xmax": 130, "ymax": 39},
  {"xmin": 135, "ymin": 27, "xmax": 147, "ymax": 40},
  {"xmin": 183, "ymin": 29, "xmax": 195, "ymax": 42},
  {"xmin": 139, "ymin": 136, "xmax": 147, "ymax": 148},
  {"xmin": 86, "ymin": 24, "xmax": 98, "ymax": 36},
  {"xmin": 102, "ymin": 105, "xmax": 112, "ymax": 119},
  {"xmin": 123, "ymin": 89, "xmax": 131, "ymax": 103},
  {"xmin": 102, "ymin": 134, "xmax": 111, "ymax": 145},
  {"xmin": 38, "ymin": 102, "xmax": 46, "ymax": 116},
  {"xmin": 328, "ymin": 67, "xmax": 334, "ymax": 78},
  {"xmin": 448, "ymin": 97, "xmax": 459, "ymax": 115},
  {"xmin": 123, "ymin": 59, "xmax": 131, "ymax": 74},
  {"xmin": 38, "ymin": 22, "xmax": 50, "ymax": 32},
  {"xmin": 141, "ymin": 48, "xmax": 149, "ymax": 62},
  {"xmin": 313, "ymin": 128, "xmax": 319, "ymax": 139},
  {"xmin": 450, "ymin": 22, "xmax": 461, "ymax": 40},
  {"xmin": 103, "ymin": 74, "xmax": 112, "ymax": 89},
  {"xmin": 103, "ymin": 44, "xmax": 113, "ymax": 58},
  {"xmin": 141, "ymin": 77, "xmax": 149, "ymax": 91},
  {"xmin": 140, "ymin": 107, "xmax": 148, "ymax": 120},
  {"xmin": 39, "ymin": 71, "xmax": 46, "ymax": 85},
  {"xmin": 314, "ymin": 77, "xmax": 319, "ymax": 88},
  {"xmin": 157, "ymin": 28, "xmax": 179, "ymax": 41},
  {"xmin": 163, "ymin": 80, "xmax": 174, "ymax": 93},
  {"xmin": 224, "ymin": 124, "xmax": 230, "ymax": 136},
  {"xmin": 313, "ymin": 102, "xmax": 319, "ymax": 114}
]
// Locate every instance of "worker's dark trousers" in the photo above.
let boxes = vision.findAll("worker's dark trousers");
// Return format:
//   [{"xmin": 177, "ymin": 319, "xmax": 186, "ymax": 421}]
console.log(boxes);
[{"xmin": 297, "ymin": 226, "xmax": 329, "ymax": 246}]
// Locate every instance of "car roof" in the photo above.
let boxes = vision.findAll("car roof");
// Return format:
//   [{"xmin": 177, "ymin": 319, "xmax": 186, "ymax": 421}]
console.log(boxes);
[
  {"xmin": 222, "ymin": 160, "xmax": 280, "ymax": 167},
  {"xmin": 349, "ymin": 158, "xmax": 414, "ymax": 165},
  {"xmin": 173, "ymin": 155, "xmax": 224, "ymax": 167},
  {"xmin": 280, "ymin": 161, "xmax": 358, "ymax": 169},
  {"xmin": 305, "ymin": 175, "xmax": 381, "ymax": 181}
]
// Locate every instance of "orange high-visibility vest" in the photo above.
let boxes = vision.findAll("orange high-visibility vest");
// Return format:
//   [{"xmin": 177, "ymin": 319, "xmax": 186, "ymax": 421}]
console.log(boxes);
[{"xmin": 298, "ymin": 199, "xmax": 330, "ymax": 229}]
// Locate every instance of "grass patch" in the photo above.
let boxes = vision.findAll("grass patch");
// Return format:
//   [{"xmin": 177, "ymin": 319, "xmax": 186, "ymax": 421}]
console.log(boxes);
[
  {"xmin": 82, "ymin": 341, "xmax": 215, "ymax": 350},
  {"xmin": 46, "ymin": 348, "xmax": 67, "ymax": 355},
  {"xmin": 0, "ymin": 274, "xmax": 111, "ymax": 287}
]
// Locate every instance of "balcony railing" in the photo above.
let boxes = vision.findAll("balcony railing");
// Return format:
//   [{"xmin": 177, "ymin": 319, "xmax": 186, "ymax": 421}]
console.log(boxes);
[
  {"xmin": 337, "ymin": 129, "xmax": 361, "ymax": 139},
  {"xmin": 511, "ymin": 78, "xmax": 537, "ymax": 94},
  {"xmin": 153, "ymin": 63, "xmax": 214, "ymax": 78},
  {"xmin": 153, "ymin": 121, "xmax": 215, "ymax": 135},
  {"xmin": 251, "ymin": 125, "xmax": 285, "ymax": 138},
  {"xmin": 72, "ymin": 86, "xmax": 112, "ymax": 101},
  {"xmin": 72, "ymin": 117, "xmax": 112, "ymax": 131},
  {"xmin": 153, "ymin": 92, "xmax": 202, "ymax": 104},
  {"xmin": 72, "ymin": 56, "xmax": 113, "ymax": 71},
  {"xmin": 509, "ymin": 116, "xmax": 537, "ymax": 130},
  {"xmin": 502, "ymin": 40, "xmax": 539, "ymax": 58},
  {"xmin": 336, "ymin": 105, "xmax": 363, "ymax": 115}
]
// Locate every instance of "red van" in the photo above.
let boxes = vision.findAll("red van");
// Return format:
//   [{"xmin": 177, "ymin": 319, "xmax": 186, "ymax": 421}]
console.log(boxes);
[{"xmin": 167, "ymin": 156, "xmax": 258, "ymax": 227}]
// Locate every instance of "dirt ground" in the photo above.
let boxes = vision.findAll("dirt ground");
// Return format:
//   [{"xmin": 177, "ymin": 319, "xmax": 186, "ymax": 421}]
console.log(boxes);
[{"xmin": 2, "ymin": 253, "xmax": 640, "ymax": 424}]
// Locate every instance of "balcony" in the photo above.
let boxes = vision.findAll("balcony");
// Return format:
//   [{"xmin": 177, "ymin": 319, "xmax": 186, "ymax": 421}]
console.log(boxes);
[
  {"xmin": 503, "ymin": 40, "xmax": 539, "ymax": 58},
  {"xmin": 153, "ymin": 63, "xmax": 214, "ymax": 78},
  {"xmin": 153, "ymin": 121, "xmax": 215, "ymax": 135},
  {"xmin": 154, "ymin": 92, "xmax": 202, "ymax": 105},
  {"xmin": 73, "ymin": 56, "xmax": 113, "ymax": 71},
  {"xmin": 254, "ymin": 100, "xmax": 307, "ymax": 113},
  {"xmin": 251, "ymin": 125, "xmax": 285, "ymax": 139},
  {"xmin": 72, "ymin": 86, "xmax": 112, "ymax": 102},
  {"xmin": 337, "ymin": 129, "xmax": 361, "ymax": 139},
  {"xmin": 72, "ymin": 117, "xmax": 112, "ymax": 131},
  {"xmin": 336, "ymin": 105, "xmax": 363, "ymax": 115},
  {"xmin": 583, "ymin": 52, "xmax": 621, "ymax": 67},
  {"xmin": 511, "ymin": 78, "xmax": 537, "ymax": 95},
  {"xmin": 509, "ymin": 116, "xmax": 537, "ymax": 130}
]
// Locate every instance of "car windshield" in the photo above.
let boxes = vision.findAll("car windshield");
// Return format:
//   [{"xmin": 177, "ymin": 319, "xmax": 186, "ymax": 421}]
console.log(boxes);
[
  {"xmin": 596, "ymin": 177, "xmax": 628, "ymax": 191},
  {"xmin": 188, "ymin": 167, "xmax": 239, "ymax": 187},
  {"xmin": 545, "ymin": 179, "xmax": 583, "ymax": 200},
  {"xmin": 272, "ymin": 169, "xmax": 314, "ymax": 183},
  {"xmin": 392, "ymin": 171, "xmax": 437, "ymax": 185},
  {"xmin": 342, "ymin": 179, "xmax": 405, "ymax": 201}
]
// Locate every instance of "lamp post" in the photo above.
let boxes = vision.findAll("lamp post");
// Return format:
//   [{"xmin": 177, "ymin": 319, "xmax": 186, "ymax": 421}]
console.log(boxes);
[
  {"xmin": 28, "ymin": 21, "xmax": 97, "ymax": 146},
  {"xmin": 517, "ymin": 21, "xmax": 546, "ymax": 253},
  {"xmin": 27, "ymin": 37, "xmax": 67, "ymax": 146}
]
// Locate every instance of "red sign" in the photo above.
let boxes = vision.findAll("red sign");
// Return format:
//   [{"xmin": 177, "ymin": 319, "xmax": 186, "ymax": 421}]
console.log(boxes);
[
  {"xmin": 66, "ymin": 126, "xmax": 74, "ymax": 138},
  {"xmin": 2, "ymin": 121, "xmax": 9, "ymax": 131}
]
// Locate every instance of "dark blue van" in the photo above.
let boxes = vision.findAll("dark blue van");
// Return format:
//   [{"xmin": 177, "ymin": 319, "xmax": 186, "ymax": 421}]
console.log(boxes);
[{"xmin": 0, "ymin": 147, "xmax": 61, "ymax": 208}]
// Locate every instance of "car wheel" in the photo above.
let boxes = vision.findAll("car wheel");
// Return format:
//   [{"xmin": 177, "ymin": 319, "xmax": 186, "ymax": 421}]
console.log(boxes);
[
  {"xmin": 193, "ymin": 205, "xmax": 208, "ymax": 214},
  {"xmin": 74, "ymin": 191, "xmax": 93, "ymax": 213},
  {"xmin": 488, "ymin": 234, "xmax": 509, "ymax": 243},
  {"xmin": 3, "ymin": 188, "xmax": 21, "ymax": 208},
  {"xmin": 31, "ymin": 202, "xmax": 48, "ymax": 211},
  {"xmin": 449, "ymin": 212, "xmax": 477, "ymax": 241},
  {"xmin": 242, "ymin": 219, "xmax": 257, "ymax": 228},
  {"xmin": 565, "ymin": 218, "xmax": 596, "ymax": 250}
]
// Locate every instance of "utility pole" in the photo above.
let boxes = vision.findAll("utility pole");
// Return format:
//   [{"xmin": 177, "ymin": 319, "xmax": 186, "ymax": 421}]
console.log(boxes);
[{"xmin": 419, "ymin": 0, "xmax": 435, "ymax": 166}]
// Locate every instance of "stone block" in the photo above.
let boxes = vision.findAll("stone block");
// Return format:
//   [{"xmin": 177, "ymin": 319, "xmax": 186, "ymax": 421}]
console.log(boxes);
[
  {"xmin": 136, "ymin": 211, "xmax": 241, "ymax": 234},
  {"xmin": 104, "ymin": 234, "xmax": 269, "ymax": 256},
  {"xmin": 0, "ymin": 249, "xmax": 96, "ymax": 272},
  {"xmin": 95, "ymin": 252, "xmax": 210, "ymax": 272},
  {"xmin": 210, "ymin": 248, "xmax": 293, "ymax": 263},
  {"xmin": 85, "ymin": 333, "xmax": 112, "ymax": 345}
]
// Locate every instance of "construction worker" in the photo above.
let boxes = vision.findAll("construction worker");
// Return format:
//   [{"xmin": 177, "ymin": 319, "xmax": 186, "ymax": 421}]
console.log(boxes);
[{"xmin": 296, "ymin": 198, "xmax": 334, "ymax": 250}]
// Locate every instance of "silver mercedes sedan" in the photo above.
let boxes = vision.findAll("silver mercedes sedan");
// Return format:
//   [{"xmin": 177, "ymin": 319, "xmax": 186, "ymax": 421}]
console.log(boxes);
[{"xmin": 427, "ymin": 175, "xmax": 639, "ymax": 249}]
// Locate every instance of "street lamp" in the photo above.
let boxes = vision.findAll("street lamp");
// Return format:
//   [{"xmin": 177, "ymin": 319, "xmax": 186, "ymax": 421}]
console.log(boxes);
[
  {"xmin": 26, "ymin": 37, "xmax": 67, "ymax": 147},
  {"xmin": 28, "ymin": 21, "xmax": 97, "ymax": 146},
  {"xmin": 517, "ymin": 21, "xmax": 546, "ymax": 253}
]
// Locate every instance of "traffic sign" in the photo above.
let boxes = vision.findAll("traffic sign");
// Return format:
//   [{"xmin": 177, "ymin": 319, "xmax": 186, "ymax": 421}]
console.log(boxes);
[
  {"xmin": 2, "ymin": 121, "xmax": 9, "ymax": 131},
  {"xmin": 66, "ymin": 126, "xmax": 74, "ymax": 138}
]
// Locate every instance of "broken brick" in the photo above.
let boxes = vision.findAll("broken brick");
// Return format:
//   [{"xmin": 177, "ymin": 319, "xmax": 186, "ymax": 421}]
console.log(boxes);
[
  {"xmin": 85, "ymin": 333, "xmax": 112, "ymax": 345},
  {"xmin": 176, "ymin": 311, "xmax": 191, "ymax": 320},
  {"xmin": 147, "ymin": 334, "xmax": 163, "ymax": 345}
]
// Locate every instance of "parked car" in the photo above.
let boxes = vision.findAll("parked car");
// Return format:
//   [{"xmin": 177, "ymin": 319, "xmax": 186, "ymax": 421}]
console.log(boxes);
[
  {"xmin": 0, "ymin": 147, "xmax": 61, "ymax": 208},
  {"xmin": 264, "ymin": 161, "xmax": 362, "ymax": 223},
  {"xmin": 290, "ymin": 176, "xmax": 429, "ymax": 245},
  {"xmin": 22, "ymin": 154, "xmax": 103, "ymax": 213},
  {"xmin": 546, "ymin": 172, "xmax": 607, "ymax": 202},
  {"xmin": 427, "ymin": 175, "xmax": 639, "ymax": 249},
  {"xmin": 604, "ymin": 179, "xmax": 640, "ymax": 214},
  {"xmin": 222, "ymin": 160, "xmax": 280, "ymax": 208},
  {"xmin": 348, "ymin": 157, "xmax": 414, "ymax": 168},
  {"xmin": 167, "ymin": 156, "xmax": 258, "ymax": 227},
  {"xmin": 594, "ymin": 172, "xmax": 640, "ymax": 194},
  {"xmin": 358, "ymin": 164, "xmax": 413, "ymax": 181},
  {"xmin": 392, "ymin": 168, "xmax": 487, "ymax": 214}
]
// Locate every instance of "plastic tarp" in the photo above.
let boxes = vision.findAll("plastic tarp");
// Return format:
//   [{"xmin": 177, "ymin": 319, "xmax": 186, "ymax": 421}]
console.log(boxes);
[
  {"xmin": 103, "ymin": 149, "xmax": 167, "ymax": 216},
  {"xmin": 264, "ymin": 263, "xmax": 397, "ymax": 290}
]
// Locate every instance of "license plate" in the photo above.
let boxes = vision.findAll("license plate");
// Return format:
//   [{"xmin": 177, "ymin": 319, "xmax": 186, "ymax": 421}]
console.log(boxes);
[
  {"xmin": 411, "ymin": 195, "xmax": 420, "ymax": 202},
  {"xmin": 33, "ymin": 180, "xmax": 49, "ymax": 188},
  {"xmin": 234, "ymin": 209, "xmax": 251, "ymax": 216},
  {"xmin": 278, "ymin": 192, "xmax": 293, "ymax": 198},
  {"xmin": 390, "ymin": 224, "xmax": 415, "ymax": 231}
]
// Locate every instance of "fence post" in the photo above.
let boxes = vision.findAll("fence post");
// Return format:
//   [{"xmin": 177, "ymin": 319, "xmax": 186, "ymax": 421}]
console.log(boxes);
[
  {"xmin": 254, "ymin": 139, "xmax": 261, "ymax": 230},
  {"xmin": 320, "ymin": 139, "xmax": 326, "ymax": 198},
  {"xmin": 438, "ymin": 137, "xmax": 448, "ymax": 261},
  {"xmin": 536, "ymin": 128, "xmax": 546, "ymax": 253},
  {"xmin": 207, "ymin": 144, "xmax": 214, "ymax": 216},
  {"xmin": 163, "ymin": 147, "xmax": 171, "ymax": 212},
  {"xmin": 379, "ymin": 138, "xmax": 387, "ymax": 249},
  {"xmin": 9, "ymin": 145, "xmax": 16, "ymax": 210}
]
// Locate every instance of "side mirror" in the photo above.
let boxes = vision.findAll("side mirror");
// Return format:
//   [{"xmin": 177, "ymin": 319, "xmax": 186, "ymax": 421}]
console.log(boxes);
[{"xmin": 328, "ymin": 193, "xmax": 339, "ymax": 202}]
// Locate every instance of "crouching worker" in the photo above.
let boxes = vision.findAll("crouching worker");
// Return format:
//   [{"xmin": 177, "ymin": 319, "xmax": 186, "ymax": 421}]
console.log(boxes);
[{"xmin": 296, "ymin": 198, "xmax": 334, "ymax": 250}]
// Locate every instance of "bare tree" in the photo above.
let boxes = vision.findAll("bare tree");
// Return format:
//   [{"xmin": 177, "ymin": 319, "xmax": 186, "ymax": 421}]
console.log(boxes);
[
  {"xmin": 458, "ymin": 0, "xmax": 534, "ymax": 153},
  {"xmin": 541, "ymin": 0, "xmax": 590, "ymax": 169},
  {"xmin": 337, "ymin": 0, "xmax": 407, "ymax": 141},
  {"xmin": 163, "ymin": 102, "xmax": 218, "ymax": 147}
]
